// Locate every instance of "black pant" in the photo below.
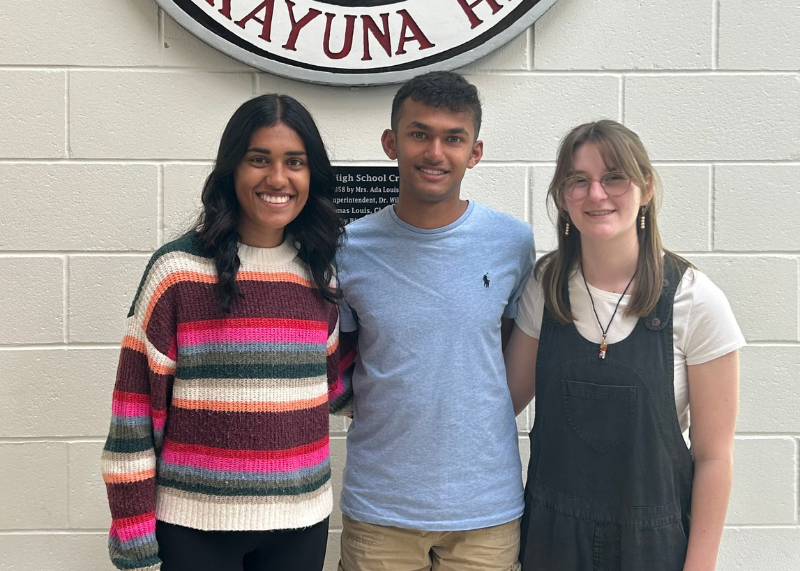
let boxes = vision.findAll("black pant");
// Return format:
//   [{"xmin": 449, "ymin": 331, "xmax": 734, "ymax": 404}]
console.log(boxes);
[{"xmin": 156, "ymin": 518, "xmax": 329, "ymax": 571}]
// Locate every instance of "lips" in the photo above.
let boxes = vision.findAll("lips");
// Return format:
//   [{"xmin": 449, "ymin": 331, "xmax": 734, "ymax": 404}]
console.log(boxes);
[{"xmin": 586, "ymin": 210, "xmax": 615, "ymax": 216}]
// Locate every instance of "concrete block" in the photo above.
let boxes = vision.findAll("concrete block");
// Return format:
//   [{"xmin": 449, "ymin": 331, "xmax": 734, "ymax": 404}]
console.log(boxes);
[
  {"xmin": 0, "ymin": 349, "xmax": 118, "ymax": 437},
  {"xmin": 737, "ymin": 347, "xmax": 800, "ymax": 432},
  {"xmin": 163, "ymin": 164, "xmax": 210, "ymax": 242},
  {"xmin": 530, "ymin": 165, "xmax": 557, "ymax": 253},
  {"xmin": 692, "ymin": 256, "xmax": 798, "ymax": 342},
  {"xmin": 519, "ymin": 435, "xmax": 530, "ymax": 486},
  {"xmin": 0, "ymin": 257, "xmax": 64, "ymax": 344},
  {"xmin": 459, "ymin": 31, "xmax": 529, "ymax": 72},
  {"xmin": 625, "ymin": 76, "xmax": 800, "ymax": 160},
  {"xmin": 329, "ymin": 436, "xmax": 346, "ymax": 529},
  {"xmin": 161, "ymin": 11, "xmax": 256, "ymax": 70},
  {"xmin": 68, "ymin": 441, "xmax": 111, "ymax": 529},
  {"xmin": 715, "ymin": 166, "xmax": 800, "ymax": 251},
  {"xmin": 535, "ymin": 0, "xmax": 710, "ymax": 70},
  {"xmin": 461, "ymin": 166, "xmax": 527, "ymax": 221},
  {"xmin": 0, "ymin": 164, "xmax": 158, "ymax": 251},
  {"xmin": 324, "ymin": 529, "xmax": 342, "ymax": 571},
  {"xmin": 473, "ymin": 75, "xmax": 620, "ymax": 161},
  {"xmin": 727, "ymin": 438, "xmax": 797, "ymax": 524},
  {"xmin": 0, "ymin": 0, "xmax": 160, "ymax": 66},
  {"xmin": 719, "ymin": 0, "xmax": 800, "ymax": 70},
  {"xmin": 718, "ymin": 528, "xmax": 800, "ymax": 571},
  {"xmin": 68, "ymin": 255, "xmax": 151, "ymax": 343},
  {"xmin": 0, "ymin": 443, "xmax": 67, "ymax": 529},
  {"xmin": 657, "ymin": 166, "xmax": 711, "ymax": 252},
  {"xmin": 259, "ymin": 75, "xmax": 397, "ymax": 161},
  {"xmin": 70, "ymin": 72, "xmax": 254, "ymax": 159},
  {"xmin": 0, "ymin": 533, "xmax": 113, "ymax": 571},
  {"xmin": 0, "ymin": 71, "xmax": 65, "ymax": 158}
]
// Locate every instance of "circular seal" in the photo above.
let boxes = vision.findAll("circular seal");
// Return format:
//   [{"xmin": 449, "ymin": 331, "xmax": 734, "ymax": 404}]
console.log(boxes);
[{"xmin": 156, "ymin": 0, "xmax": 559, "ymax": 85}]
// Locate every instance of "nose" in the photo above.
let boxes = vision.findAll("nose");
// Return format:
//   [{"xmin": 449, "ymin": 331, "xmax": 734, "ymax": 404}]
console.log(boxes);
[
  {"xmin": 423, "ymin": 138, "xmax": 444, "ymax": 162},
  {"xmin": 587, "ymin": 178, "xmax": 608, "ymax": 200},
  {"xmin": 266, "ymin": 164, "xmax": 287, "ymax": 189}
]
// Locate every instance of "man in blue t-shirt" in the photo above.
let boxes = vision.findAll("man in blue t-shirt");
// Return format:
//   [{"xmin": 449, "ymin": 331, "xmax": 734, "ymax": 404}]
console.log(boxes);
[{"xmin": 336, "ymin": 71, "xmax": 535, "ymax": 571}]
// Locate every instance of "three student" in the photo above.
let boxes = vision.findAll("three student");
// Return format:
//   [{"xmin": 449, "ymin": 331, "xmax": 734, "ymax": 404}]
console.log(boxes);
[{"xmin": 102, "ymin": 72, "xmax": 741, "ymax": 571}]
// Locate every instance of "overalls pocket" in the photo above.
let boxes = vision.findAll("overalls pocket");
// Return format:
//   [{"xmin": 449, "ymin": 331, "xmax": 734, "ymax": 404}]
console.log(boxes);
[{"xmin": 561, "ymin": 380, "xmax": 636, "ymax": 454}]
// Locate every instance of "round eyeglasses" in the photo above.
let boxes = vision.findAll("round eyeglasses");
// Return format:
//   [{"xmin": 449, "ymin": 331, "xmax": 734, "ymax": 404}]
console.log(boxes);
[{"xmin": 562, "ymin": 172, "xmax": 631, "ymax": 200}]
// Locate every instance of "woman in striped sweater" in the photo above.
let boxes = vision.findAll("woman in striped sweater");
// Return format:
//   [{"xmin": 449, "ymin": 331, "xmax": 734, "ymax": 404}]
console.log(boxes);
[{"xmin": 101, "ymin": 94, "xmax": 351, "ymax": 571}]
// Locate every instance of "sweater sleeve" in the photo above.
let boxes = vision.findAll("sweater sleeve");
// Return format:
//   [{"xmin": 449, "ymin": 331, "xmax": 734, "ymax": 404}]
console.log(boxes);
[
  {"xmin": 326, "ymin": 307, "xmax": 353, "ymax": 416},
  {"xmin": 101, "ymin": 262, "xmax": 177, "ymax": 571}
]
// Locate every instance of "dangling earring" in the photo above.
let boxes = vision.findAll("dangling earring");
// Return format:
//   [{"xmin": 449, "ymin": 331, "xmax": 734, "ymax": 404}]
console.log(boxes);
[
  {"xmin": 639, "ymin": 207, "xmax": 646, "ymax": 230},
  {"xmin": 564, "ymin": 220, "xmax": 570, "ymax": 236}
]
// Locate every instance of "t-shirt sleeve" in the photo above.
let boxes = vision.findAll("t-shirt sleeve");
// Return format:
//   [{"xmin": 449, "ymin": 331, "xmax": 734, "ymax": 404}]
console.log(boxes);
[
  {"xmin": 682, "ymin": 271, "xmax": 746, "ymax": 366},
  {"xmin": 335, "ymin": 261, "xmax": 359, "ymax": 333},
  {"xmin": 504, "ymin": 228, "xmax": 536, "ymax": 319},
  {"xmin": 515, "ymin": 272, "xmax": 544, "ymax": 339}
]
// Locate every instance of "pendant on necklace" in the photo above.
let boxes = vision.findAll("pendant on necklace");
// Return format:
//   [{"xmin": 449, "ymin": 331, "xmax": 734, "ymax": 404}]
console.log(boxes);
[{"xmin": 599, "ymin": 335, "xmax": 607, "ymax": 360}]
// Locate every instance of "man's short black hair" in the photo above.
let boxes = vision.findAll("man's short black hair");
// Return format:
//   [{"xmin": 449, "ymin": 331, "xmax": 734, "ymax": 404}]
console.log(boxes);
[{"xmin": 390, "ymin": 71, "xmax": 482, "ymax": 138}]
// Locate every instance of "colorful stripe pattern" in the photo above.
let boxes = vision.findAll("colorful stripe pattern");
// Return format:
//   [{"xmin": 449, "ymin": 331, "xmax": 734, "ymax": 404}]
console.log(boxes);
[{"xmin": 101, "ymin": 233, "xmax": 351, "ymax": 571}]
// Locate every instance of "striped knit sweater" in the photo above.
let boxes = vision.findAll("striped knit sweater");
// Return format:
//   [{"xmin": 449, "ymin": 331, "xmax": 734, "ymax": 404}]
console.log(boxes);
[{"xmin": 101, "ymin": 232, "xmax": 352, "ymax": 571}]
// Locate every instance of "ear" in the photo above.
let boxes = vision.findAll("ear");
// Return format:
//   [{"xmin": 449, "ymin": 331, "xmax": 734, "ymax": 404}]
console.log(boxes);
[
  {"xmin": 381, "ymin": 129, "xmax": 397, "ymax": 160},
  {"xmin": 467, "ymin": 139, "xmax": 484, "ymax": 169},
  {"xmin": 642, "ymin": 174, "xmax": 654, "ymax": 207}
]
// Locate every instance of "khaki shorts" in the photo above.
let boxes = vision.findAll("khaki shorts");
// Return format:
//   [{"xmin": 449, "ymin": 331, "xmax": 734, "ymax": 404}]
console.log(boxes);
[{"xmin": 338, "ymin": 514, "xmax": 521, "ymax": 571}]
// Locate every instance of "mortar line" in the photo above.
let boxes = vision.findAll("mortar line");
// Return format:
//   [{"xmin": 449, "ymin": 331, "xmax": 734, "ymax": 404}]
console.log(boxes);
[
  {"xmin": 527, "ymin": 26, "xmax": 534, "ymax": 71},
  {"xmin": 1, "ymin": 66, "xmax": 798, "ymax": 76},
  {"xmin": 0, "ymin": 343, "xmax": 120, "ymax": 351},
  {"xmin": 65, "ymin": 444, "xmax": 71, "ymax": 528},
  {"xmin": 0, "ymin": 530, "xmax": 108, "ymax": 535},
  {"xmin": 2, "ymin": 159, "xmax": 800, "ymax": 166},
  {"xmin": 0, "ymin": 437, "xmax": 105, "ymax": 444},
  {"xmin": 524, "ymin": 166, "xmax": 531, "ymax": 225},
  {"xmin": 158, "ymin": 7, "xmax": 166, "ymax": 51},
  {"xmin": 62, "ymin": 256, "xmax": 69, "ymax": 344},
  {"xmin": 734, "ymin": 433, "xmax": 800, "ymax": 439},
  {"xmin": 0, "ymin": 252, "xmax": 153, "ymax": 257},
  {"xmin": 795, "ymin": 438, "xmax": 799, "ymax": 523},
  {"xmin": 64, "ymin": 71, "xmax": 71, "ymax": 158},
  {"xmin": 157, "ymin": 165, "xmax": 165, "ymax": 245},
  {"xmin": 709, "ymin": 164, "xmax": 715, "ymax": 250},
  {"xmin": 712, "ymin": 0, "xmax": 720, "ymax": 70}
]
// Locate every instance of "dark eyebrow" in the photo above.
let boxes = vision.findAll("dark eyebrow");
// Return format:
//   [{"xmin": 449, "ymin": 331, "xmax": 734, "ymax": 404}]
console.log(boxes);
[
  {"xmin": 245, "ymin": 147, "xmax": 306, "ymax": 156},
  {"xmin": 407, "ymin": 122, "xmax": 469, "ymax": 136}
]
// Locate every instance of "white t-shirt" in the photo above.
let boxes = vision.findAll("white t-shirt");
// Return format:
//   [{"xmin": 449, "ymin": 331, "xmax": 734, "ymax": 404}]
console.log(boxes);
[{"xmin": 515, "ymin": 266, "xmax": 745, "ymax": 433}]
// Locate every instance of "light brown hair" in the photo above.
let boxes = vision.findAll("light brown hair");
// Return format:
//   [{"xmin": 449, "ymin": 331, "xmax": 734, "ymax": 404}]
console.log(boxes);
[{"xmin": 537, "ymin": 119, "xmax": 693, "ymax": 323}]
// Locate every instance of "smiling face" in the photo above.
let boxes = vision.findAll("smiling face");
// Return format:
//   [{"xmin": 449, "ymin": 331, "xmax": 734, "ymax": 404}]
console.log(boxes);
[
  {"xmin": 234, "ymin": 122, "xmax": 310, "ymax": 248},
  {"xmin": 563, "ymin": 143, "xmax": 651, "ymax": 248},
  {"xmin": 382, "ymin": 99, "xmax": 483, "ymax": 209}
]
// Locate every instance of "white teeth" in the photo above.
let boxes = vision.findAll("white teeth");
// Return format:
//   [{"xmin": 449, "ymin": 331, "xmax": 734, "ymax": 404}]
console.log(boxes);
[
  {"xmin": 259, "ymin": 194, "xmax": 290, "ymax": 204},
  {"xmin": 588, "ymin": 210, "xmax": 614, "ymax": 215},
  {"xmin": 420, "ymin": 168, "xmax": 446, "ymax": 175}
]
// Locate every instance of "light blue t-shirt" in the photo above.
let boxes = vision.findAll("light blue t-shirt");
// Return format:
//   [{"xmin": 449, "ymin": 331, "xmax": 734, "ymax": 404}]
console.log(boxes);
[{"xmin": 337, "ymin": 201, "xmax": 535, "ymax": 530}]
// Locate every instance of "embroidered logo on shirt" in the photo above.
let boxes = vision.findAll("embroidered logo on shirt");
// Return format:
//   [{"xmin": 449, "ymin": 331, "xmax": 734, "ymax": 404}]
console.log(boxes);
[{"xmin": 483, "ymin": 274, "xmax": 490, "ymax": 288}]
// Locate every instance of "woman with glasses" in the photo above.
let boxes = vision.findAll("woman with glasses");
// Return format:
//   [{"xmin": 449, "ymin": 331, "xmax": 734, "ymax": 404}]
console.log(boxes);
[{"xmin": 504, "ymin": 120, "xmax": 743, "ymax": 571}]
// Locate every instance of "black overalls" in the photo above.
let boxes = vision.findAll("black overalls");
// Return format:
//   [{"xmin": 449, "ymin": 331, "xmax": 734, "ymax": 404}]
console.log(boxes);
[{"xmin": 519, "ymin": 259, "xmax": 693, "ymax": 571}]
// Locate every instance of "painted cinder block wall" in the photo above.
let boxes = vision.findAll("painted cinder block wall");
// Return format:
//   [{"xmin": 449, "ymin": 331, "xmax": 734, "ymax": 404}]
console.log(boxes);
[{"xmin": 1, "ymin": 0, "xmax": 798, "ymax": 569}]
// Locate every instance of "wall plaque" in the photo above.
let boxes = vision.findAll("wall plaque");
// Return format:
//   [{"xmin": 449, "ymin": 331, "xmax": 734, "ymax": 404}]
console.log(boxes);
[
  {"xmin": 155, "ymin": 0, "xmax": 559, "ymax": 85},
  {"xmin": 333, "ymin": 166, "xmax": 399, "ymax": 224}
]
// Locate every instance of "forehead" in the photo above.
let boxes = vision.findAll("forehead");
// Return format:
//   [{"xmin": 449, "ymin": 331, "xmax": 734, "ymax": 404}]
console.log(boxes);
[
  {"xmin": 571, "ymin": 142, "xmax": 620, "ymax": 172},
  {"xmin": 396, "ymin": 99, "xmax": 476, "ymax": 136},
  {"xmin": 248, "ymin": 122, "xmax": 305, "ymax": 149}
]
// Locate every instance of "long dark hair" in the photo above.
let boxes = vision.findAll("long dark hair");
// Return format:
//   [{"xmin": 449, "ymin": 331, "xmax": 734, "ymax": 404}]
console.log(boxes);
[{"xmin": 193, "ymin": 94, "xmax": 344, "ymax": 312}]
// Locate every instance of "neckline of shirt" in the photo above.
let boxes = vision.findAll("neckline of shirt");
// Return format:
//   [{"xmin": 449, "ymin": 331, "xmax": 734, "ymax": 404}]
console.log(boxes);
[
  {"xmin": 237, "ymin": 238, "xmax": 298, "ymax": 268},
  {"xmin": 387, "ymin": 201, "xmax": 476, "ymax": 235}
]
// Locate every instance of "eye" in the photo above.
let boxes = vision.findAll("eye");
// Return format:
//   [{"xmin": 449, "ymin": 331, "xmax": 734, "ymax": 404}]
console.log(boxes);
[
  {"xmin": 446, "ymin": 135, "xmax": 463, "ymax": 143},
  {"xmin": 573, "ymin": 176, "xmax": 590, "ymax": 186},
  {"xmin": 287, "ymin": 158, "xmax": 305, "ymax": 167},
  {"xmin": 411, "ymin": 132, "xmax": 426, "ymax": 139},
  {"xmin": 605, "ymin": 172, "xmax": 626, "ymax": 181},
  {"xmin": 249, "ymin": 156, "xmax": 268, "ymax": 164}
]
